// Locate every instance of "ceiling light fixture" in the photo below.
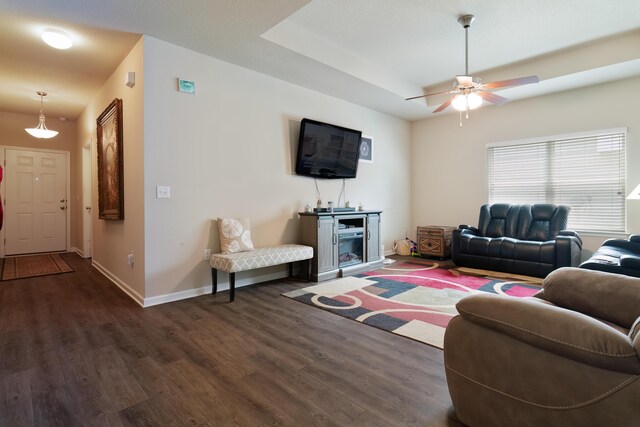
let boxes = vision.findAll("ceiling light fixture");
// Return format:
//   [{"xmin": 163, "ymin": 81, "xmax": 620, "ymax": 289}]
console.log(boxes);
[
  {"xmin": 42, "ymin": 29, "xmax": 72, "ymax": 49},
  {"xmin": 452, "ymin": 92, "xmax": 483, "ymax": 111},
  {"xmin": 405, "ymin": 14, "xmax": 539, "ymax": 127},
  {"xmin": 25, "ymin": 91, "xmax": 59, "ymax": 139}
]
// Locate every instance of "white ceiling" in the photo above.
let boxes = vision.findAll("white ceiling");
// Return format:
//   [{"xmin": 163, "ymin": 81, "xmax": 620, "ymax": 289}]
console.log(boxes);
[{"xmin": 1, "ymin": 0, "xmax": 640, "ymax": 122}]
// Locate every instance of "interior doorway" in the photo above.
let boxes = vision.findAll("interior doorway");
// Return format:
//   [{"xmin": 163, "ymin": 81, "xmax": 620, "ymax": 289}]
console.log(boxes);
[{"xmin": 4, "ymin": 148, "xmax": 69, "ymax": 255}]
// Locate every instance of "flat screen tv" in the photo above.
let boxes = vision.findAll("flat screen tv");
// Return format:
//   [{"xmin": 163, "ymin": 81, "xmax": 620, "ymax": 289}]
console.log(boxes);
[{"xmin": 295, "ymin": 118, "xmax": 362, "ymax": 179}]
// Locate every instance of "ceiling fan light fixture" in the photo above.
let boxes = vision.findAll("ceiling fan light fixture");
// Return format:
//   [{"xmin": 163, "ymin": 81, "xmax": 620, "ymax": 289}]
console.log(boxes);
[
  {"xmin": 42, "ymin": 29, "xmax": 72, "ymax": 50},
  {"xmin": 452, "ymin": 92, "xmax": 482, "ymax": 111},
  {"xmin": 405, "ymin": 13, "xmax": 538, "ymax": 120},
  {"xmin": 25, "ymin": 91, "xmax": 59, "ymax": 139}
]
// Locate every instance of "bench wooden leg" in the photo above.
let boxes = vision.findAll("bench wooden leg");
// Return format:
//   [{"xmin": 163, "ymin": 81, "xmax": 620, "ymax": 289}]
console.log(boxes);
[
  {"xmin": 211, "ymin": 268, "xmax": 218, "ymax": 294},
  {"xmin": 288, "ymin": 260, "xmax": 311, "ymax": 281},
  {"xmin": 213, "ymin": 269, "xmax": 235, "ymax": 302},
  {"xmin": 229, "ymin": 272, "xmax": 235, "ymax": 302}
]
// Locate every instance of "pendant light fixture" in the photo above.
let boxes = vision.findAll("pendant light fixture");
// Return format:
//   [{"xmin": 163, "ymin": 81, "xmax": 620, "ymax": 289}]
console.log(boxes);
[
  {"xmin": 41, "ymin": 29, "xmax": 72, "ymax": 50},
  {"xmin": 25, "ymin": 91, "xmax": 58, "ymax": 139}
]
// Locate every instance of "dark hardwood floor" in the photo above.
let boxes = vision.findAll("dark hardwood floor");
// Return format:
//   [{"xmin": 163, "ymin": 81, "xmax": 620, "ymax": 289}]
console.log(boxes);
[{"xmin": 0, "ymin": 253, "xmax": 462, "ymax": 426}]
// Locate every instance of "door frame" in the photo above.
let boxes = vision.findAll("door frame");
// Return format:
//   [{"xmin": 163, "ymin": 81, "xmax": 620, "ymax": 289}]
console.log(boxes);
[
  {"xmin": 81, "ymin": 141, "xmax": 92, "ymax": 258},
  {"xmin": 1, "ymin": 145, "xmax": 71, "ymax": 258}
]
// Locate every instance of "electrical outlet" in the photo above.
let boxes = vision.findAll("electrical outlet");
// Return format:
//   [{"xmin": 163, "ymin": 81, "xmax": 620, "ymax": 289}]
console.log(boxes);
[
  {"xmin": 203, "ymin": 248, "xmax": 211, "ymax": 260},
  {"xmin": 127, "ymin": 253, "xmax": 134, "ymax": 267}
]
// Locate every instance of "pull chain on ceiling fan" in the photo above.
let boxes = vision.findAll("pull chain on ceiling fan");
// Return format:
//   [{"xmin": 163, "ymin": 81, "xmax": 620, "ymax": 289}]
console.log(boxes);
[{"xmin": 406, "ymin": 14, "xmax": 540, "ymax": 126}]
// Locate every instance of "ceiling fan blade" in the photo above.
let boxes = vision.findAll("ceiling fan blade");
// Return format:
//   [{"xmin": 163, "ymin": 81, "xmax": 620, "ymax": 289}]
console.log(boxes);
[
  {"xmin": 483, "ymin": 75, "xmax": 539, "ymax": 89},
  {"xmin": 433, "ymin": 97, "xmax": 453, "ymax": 113},
  {"xmin": 478, "ymin": 91, "xmax": 509, "ymax": 105},
  {"xmin": 405, "ymin": 89, "xmax": 454, "ymax": 101}
]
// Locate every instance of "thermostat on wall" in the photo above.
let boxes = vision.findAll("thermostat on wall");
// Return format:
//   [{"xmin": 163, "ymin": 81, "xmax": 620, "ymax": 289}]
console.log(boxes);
[{"xmin": 178, "ymin": 78, "xmax": 195, "ymax": 94}]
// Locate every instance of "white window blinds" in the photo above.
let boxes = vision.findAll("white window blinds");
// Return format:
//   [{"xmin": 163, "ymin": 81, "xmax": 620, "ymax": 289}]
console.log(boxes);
[{"xmin": 488, "ymin": 129, "xmax": 627, "ymax": 233}]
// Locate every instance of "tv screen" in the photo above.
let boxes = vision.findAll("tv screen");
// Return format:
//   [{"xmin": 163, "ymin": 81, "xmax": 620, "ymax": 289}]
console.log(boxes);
[{"xmin": 295, "ymin": 118, "xmax": 362, "ymax": 179}]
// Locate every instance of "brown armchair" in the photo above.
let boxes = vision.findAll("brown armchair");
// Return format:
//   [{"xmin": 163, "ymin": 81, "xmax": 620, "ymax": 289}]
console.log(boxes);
[{"xmin": 444, "ymin": 267, "xmax": 640, "ymax": 426}]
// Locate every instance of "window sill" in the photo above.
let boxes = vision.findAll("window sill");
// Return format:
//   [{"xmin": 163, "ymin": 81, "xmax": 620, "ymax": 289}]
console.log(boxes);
[{"xmin": 573, "ymin": 230, "xmax": 629, "ymax": 238}]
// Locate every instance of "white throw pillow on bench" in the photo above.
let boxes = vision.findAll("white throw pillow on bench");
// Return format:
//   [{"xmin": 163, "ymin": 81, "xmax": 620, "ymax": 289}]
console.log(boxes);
[{"xmin": 218, "ymin": 218, "xmax": 255, "ymax": 254}]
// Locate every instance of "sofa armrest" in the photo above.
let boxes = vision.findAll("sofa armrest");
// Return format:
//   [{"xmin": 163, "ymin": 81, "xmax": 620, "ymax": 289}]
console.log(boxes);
[
  {"xmin": 629, "ymin": 234, "xmax": 640, "ymax": 243},
  {"xmin": 456, "ymin": 293, "xmax": 640, "ymax": 374},
  {"xmin": 558, "ymin": 229, "xmax": 582, "ymax": 247},
  {"xmin": 601, "ymin": 238, "xmax": 640, "ymax": 252},
  {"xmin": 458, "ymin": 224, "xmax": 479, "ymax": 234},
  {"xmin": 621, "ymin": 255, "xmax": 640, "ymax": 270},
  {"xmin": 543, "ymin": 267, "xmax": 640, "ymax": 328},
  {"xmin": 555, "ymin": 235, "xmax": 582, "ymax": 267}
]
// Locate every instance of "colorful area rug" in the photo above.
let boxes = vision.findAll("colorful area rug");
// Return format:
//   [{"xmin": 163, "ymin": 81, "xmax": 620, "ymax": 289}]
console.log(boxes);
[
  {"xmin": 283, "ymin": 260, "xmax": 542, "ymax": 349},
  {"xmin": 1, "ymin": 253, "xmax": 74, "ymax": 281}
]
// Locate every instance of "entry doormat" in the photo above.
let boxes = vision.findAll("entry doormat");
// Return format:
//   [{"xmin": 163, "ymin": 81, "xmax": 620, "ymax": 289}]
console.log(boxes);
[
  {"xmin": 283, "ymin": 261, "xmax": 542, "ymax": 349},
  {"xmin": 1, "ymin": 253, "xmax": 74, "ymax": 281}
]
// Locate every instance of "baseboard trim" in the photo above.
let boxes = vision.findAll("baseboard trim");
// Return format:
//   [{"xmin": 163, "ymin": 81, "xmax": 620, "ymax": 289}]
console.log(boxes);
[
  {"xmin": 143, "ymin": 285, "xmax": 212, "ymax": 307},
  {"xmin": 92, "ymin": 260, "xmax": 145, "ymax": 307},
  {"xmin": 71, "ymin": 247, "xmax": 87, "ymax": 258},
  {"xmin": 142, "ymin": 267, "xmax": 297, "ymax": 307},
  {"xmin": 91, "ymin": 261, "xmax": 300, "ymax": 308}
]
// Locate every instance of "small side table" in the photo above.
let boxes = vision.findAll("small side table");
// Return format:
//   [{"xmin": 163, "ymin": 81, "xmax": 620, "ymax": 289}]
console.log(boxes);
[{"xmin": 417, "ymin": 226, "xmax": 456, "ymax": 259}]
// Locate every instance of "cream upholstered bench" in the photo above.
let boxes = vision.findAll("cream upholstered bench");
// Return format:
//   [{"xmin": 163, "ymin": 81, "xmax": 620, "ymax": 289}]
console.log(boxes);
[{"xmin": 210, "ymin": 244, "xmax": 314, "ymax": 301}]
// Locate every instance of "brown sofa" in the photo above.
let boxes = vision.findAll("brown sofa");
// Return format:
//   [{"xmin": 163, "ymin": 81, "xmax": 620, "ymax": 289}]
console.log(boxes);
[{"xmin": 444, "ymin": 267, "xmax": 640, "ymax": 426}]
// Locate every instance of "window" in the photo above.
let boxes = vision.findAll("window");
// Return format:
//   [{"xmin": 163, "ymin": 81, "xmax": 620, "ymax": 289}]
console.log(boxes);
[{"xmin": 487, "ymin": 128, "xmax": 627, "ymax": 233}]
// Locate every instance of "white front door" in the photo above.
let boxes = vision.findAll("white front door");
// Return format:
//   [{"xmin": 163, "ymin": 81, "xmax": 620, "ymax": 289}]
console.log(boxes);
[{"xmin": 4, "ymin": 149, "xmax": 67, "ymax": 255}]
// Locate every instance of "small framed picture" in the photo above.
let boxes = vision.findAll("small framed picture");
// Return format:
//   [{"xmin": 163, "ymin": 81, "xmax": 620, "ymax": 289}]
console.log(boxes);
[
  {"xmin": 359, "ymin": 135, "xmax": 373, "ymax": 163},
  {"xmin": 178, "ymin": 78, "xmax": 196, "ymax": 94}
]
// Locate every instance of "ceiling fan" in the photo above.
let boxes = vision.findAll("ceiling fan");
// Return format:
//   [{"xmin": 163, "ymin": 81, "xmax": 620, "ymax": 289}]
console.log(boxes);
[{"xmin": 406, "ymin": 15, "xmax": 539, "ymax": 121}]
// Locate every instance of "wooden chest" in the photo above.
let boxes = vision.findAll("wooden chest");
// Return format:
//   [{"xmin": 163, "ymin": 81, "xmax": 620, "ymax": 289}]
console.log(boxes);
[{"xmin": 417, "ymin": 226, "xmax": 456, "ymax": 259}]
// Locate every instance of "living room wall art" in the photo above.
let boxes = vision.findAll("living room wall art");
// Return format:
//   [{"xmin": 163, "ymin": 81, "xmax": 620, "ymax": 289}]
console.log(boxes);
[
  {"xmin": 96, "ymin": 98, "xmax": 124, "ymax": 220},
  {"xmin": 359, "ymin": 135, "xmax": 373, "ymax": 163}
]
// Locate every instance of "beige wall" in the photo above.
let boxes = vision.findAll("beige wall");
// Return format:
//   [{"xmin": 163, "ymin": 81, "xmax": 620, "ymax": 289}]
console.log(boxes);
[
  {"xmin": 20, "ymin": 32, "xmax": 631, "ymax": 306},
  {"xmin": 76, "ymin": 36, "xmax": 146, "ymax": 303},
  {"xmin": 3, "ymin": 32, "xmax": 636, "ymax": 307},
  {"xmin": 142, "ymin": 36, "xmax": 411, "ymax": 302},
  {"xmin": 411, "ymin": 76, "xmax": 640, "ymax": 258},
  {"xmin": 0, "ymin": 111, "xmax": 78, "ymax": 255}
]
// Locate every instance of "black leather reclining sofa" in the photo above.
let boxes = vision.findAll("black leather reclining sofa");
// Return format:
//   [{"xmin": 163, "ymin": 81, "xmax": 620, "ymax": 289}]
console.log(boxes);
[
  {"xmin": 452, "ymin": 203, "xmax": 582, "ymax": 278},
  {"xmin": 579, "ymin": 235, "xmax": 640, "ymax": 278}
]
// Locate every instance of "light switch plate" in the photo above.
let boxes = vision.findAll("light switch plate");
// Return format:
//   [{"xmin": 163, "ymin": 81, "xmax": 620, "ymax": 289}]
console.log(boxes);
[{"xmin": 156, "ymin": 186, "xmax": 171, "ymax": 198}]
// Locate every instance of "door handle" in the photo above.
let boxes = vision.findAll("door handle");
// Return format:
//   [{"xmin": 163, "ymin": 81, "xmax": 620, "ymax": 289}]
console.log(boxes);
[
  {"xmin": 85, "ymin": 206, "xmax": 91, "ymax": 211},
  {"xmin": 60, "ymin": 199, "xmax": 66, "ymax": 203},
  {"xmin": 60, "ymin": 206, "xmax": 66, "ymax": 210}
]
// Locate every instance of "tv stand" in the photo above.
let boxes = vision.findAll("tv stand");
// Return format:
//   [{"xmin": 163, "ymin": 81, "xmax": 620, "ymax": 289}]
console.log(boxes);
[{"xmin": 299, "ymin": 210, "xmax": 382, "ymax": 282}]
